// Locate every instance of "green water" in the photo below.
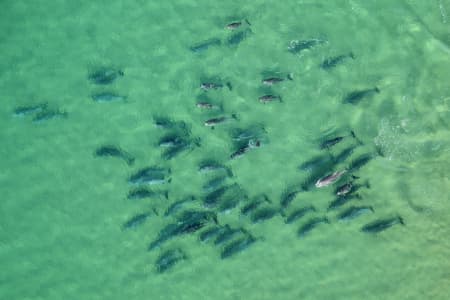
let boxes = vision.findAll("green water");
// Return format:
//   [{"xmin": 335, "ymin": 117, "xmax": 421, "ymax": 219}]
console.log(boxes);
[{"xmin": 1, "ymin": 1, "xmax": 449, "ymax": 299}]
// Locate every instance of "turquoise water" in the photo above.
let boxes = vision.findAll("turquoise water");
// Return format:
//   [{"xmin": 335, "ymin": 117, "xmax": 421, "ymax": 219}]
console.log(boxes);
[{"xmin": 1, "ymin": 1, "xmax": 449, "ymax": 299}]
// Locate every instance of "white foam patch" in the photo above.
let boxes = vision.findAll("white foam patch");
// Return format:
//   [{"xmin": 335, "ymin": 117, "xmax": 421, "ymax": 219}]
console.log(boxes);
[{"xmin": 374, "ymin": 117, "xmax": 420, "ymax": 162}]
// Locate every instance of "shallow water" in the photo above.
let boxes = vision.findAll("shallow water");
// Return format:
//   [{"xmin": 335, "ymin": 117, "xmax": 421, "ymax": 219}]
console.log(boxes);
[{"xmin": 1, "ymin": 1, "xmax": 449, "ymax": 299}]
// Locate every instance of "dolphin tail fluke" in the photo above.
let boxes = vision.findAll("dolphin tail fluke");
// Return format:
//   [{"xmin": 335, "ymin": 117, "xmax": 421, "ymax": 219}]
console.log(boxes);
[
  {"xmin": 226, "ymin": 167, "xmax": 234, "ymax": 178},
  {"xmin": 126, "ymin": 157, "xmax": 136, "ymax": 166},
  {"xmin": 350, "ymin": 130, "xmax": 364, "ymax": 146},
  {"xmin": 375, "ymin": 145, "xmax": 385, "ymax": 157}
]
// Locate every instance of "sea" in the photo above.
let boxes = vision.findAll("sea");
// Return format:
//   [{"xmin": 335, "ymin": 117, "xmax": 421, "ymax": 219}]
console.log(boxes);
[{"xmin": 1, "ymin": 1, "xmax": 449, "ymax": 299}]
